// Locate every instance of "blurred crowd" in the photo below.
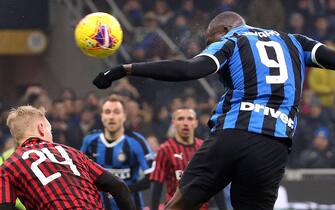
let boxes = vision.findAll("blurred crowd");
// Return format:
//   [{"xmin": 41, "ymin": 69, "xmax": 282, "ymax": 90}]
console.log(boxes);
[{"xmin": 1, "ymin": 0, "xmax": 335, "ymax": 169}]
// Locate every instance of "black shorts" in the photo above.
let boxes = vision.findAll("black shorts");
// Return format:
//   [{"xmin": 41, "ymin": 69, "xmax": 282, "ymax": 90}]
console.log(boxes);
[{"xmin": 179, "ymin": 129, "xmax": 289, "ymax": 210}]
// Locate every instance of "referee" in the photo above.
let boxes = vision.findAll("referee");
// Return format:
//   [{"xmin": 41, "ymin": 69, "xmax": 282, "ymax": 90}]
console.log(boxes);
[{"xmin": 93, "ymin": 11, "xmax": 335, "ymax": 210}]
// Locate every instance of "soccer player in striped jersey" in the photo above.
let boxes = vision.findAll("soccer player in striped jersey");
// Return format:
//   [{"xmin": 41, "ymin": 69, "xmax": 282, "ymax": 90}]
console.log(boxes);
[
  {"xmin": 0, "ymin": 105, "xmax": 135, "ymax": 210},
  {"xmin": 92, "ymin": 11, "xmax": 335, "ymax": 210},
  {"xmin": 150, "ymin": 107, "xmax": 208, "ymax": 210},
  {"xmin": 80, "ymin": 94, "xmax": 154, "ymax": 210}
]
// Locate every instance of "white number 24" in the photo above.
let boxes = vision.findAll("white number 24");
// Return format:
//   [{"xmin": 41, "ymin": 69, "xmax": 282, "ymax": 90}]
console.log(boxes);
[
  {"xmin": 22, "ymin": 146, "xmax": 80, "ymax": 185},
  {"xmin": 256, "ymin": 41, "xmax": 288, "ymax": 84}
]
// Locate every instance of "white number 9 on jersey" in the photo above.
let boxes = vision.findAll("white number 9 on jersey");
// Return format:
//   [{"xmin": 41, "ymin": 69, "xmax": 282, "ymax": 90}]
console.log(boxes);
[{"xmin": 256, "ymin": 40, "xmax": 288, "ymax": 84}]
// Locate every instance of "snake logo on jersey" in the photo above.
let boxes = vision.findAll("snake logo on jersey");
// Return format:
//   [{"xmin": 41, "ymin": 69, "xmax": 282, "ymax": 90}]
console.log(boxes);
[
  {"xmin": 198, "ymin": 25, "xmax": 322, "ymax": 138},
  {"xmin": 81, "ymin": 131, "xmax": 154, "ymax": 210}
]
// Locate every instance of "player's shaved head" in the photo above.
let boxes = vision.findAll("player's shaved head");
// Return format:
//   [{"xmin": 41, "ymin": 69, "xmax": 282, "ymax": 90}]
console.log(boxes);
[{"xmin": 206, "ymin": 11, "xmax": 245, "ymax": 45}]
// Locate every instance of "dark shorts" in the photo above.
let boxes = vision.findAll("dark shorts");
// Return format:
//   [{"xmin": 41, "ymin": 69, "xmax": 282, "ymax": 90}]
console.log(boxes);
[{"xmin": 179, "ymin": 129, "xmax": 289, "ymax": 210}]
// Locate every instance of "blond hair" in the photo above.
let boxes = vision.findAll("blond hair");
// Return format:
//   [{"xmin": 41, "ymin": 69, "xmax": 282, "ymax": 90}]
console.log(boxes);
[{"xmin": 6, "ymin": 105, "xmax": 46, "ymax": 141}]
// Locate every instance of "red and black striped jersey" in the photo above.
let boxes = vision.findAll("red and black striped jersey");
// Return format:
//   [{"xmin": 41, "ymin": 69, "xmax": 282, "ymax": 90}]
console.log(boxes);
[
  {"xmin": 150, "ymin": 138, "xmax": 203, "ymax": 201},
  {"xmin": 0, "ymin": 138, "xmax": 105, "ymax": 209}
]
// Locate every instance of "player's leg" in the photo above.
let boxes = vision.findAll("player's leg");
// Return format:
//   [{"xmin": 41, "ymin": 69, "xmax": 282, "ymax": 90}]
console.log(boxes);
[
  {"xmin": 165, "ymin": 129, "xmax": 239, "ymax": 209},
  {"xmin": 229, "ymin": 132, "xmax": 289, "ymax": 210}
]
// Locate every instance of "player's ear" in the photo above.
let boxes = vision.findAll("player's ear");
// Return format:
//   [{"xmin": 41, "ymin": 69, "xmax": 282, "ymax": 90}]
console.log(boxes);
[{"xmin": 37, "ymin": 122, "xmax": 45, "ymax": 137}]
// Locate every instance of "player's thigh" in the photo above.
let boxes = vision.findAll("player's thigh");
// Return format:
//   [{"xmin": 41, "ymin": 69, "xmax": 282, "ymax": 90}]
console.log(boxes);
[
  {"xmin": 179, "ymin": 129, "xmax": 245, "ymax": 205},
  {"xmin": 230, "ymin": 133, "xmax": 289, "ymax": 210}
]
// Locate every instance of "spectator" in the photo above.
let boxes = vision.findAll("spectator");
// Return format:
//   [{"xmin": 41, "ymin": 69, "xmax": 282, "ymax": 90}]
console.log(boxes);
[
  {"xmin": 123, "ymin": 0, "xmax": 143, "ymax": 26},
  {"xmin": 177, "ymin": 0, "xmax": 195, "ymax": 20},
  {"xmin": 196, "ymin": 112, "xmax": 210, "ymax": 139},
  {"xmin": 169, "ymin": 15, "xmax": 192, "ymax": 52},
  {"xmin": 49, "ymin": 100, "xmax": 83, "ymax": 149},
  {"xmin": 299, "ymin": 127, "xmax": 335, "ymax": 168},
  {"xmin": 291, "ymin": 0, "xmax": 314, "ymax": 33},
  {"xmin": 125, "ymin": 100, "xmax": 142, "ymax": 131},
  {"xmin": 85, "ymin": 91, "xmax": 100, "ymax": 113},
  {"xmin": 213, "ymin": 0, "xmax": 238, "ymax": 15},
  {"xmin": 248, "ymin": 0, "xmax": 285, "ymax": 30},
  {"xmin": 153, "ymin": 106, "xmax": 170, "ymax": 142},
  {"xmin": 60, "ymin": 88, "xmax": 76, "ymax": 101},
  {"xmin": 185, "ymin": 39, "xmax": 201, "ymax": 57},
  {"xmin": 311, "ymin": 15, "xmax": 332, "ymax": 41},
  {"xmin": 79, "ymin": 106, "xmax": 100, "ymax": 136},
  {"xmin": 140, "ymin": 102, "xmax": 155, "ymax": 136},
  {"xmin": 326, "ymin": 0, "xmax": 335, "ymax": 31},
  {"xmin": 153, "ymin": 0, "xmax": 174, "ymax": 28},
  {"xmin": 287, "ymin": 12, "xmax": 306, "ymax": 34}
]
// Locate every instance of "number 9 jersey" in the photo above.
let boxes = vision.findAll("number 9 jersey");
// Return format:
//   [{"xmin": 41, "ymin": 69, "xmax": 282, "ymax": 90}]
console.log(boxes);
[
  {"xmin": 0, "ymin": 138, "xmax": 105, "ymax": 209},
  {"xmin": 198, "ymin": 25, "xmax": 323, "ymax": 139}
]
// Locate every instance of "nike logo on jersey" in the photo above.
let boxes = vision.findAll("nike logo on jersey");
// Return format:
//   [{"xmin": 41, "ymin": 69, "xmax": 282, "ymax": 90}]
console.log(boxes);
[
  {"xmin": 240, "ymin": 102, "xmax": 294, "ymax": 129},
  {"xmin": 92, "ymin": 153, "xmax": 99, "ymax": 157},
  {"xmin": 174, "ymin": 153, "xmax": 183, "ymax": 160}
]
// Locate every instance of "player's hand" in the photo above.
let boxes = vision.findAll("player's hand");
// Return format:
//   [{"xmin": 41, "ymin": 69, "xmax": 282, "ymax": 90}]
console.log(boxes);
[{"xmin": 92, "ymin": 65, "xmax": 127, "ymax": 89}]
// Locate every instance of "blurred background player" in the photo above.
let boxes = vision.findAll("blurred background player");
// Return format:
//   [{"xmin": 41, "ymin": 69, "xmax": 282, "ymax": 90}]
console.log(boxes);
[
  {"xmin": 81, "ymin": 94, "xmax": 154, "ymax": 210},
  {"xmin": 150, "ymin": 107, "xmax": 203, "ymax": 210},
  {"xmin": 150, "ymin": 107, "xmax": 227, "ymax": 210},
  {"xmin": 0, "ymin": 105, "xmax": 135, "ymax": 210}
]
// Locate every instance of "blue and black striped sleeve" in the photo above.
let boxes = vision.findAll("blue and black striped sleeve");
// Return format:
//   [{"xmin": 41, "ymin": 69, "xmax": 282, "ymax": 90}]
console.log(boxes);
[
  {"xmin": 293, "ymin": 34, "xmax": 335, "ymax": 70},
  {"xmin": 196, "ymin": 39, "xmax": 235, "ymax": 72}
]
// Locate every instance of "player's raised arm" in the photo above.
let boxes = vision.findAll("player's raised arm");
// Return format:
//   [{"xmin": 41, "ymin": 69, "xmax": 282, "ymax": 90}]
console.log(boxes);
[{"xmin": 92, "ymin": 56, "xmax": 217, "ymax": 89}]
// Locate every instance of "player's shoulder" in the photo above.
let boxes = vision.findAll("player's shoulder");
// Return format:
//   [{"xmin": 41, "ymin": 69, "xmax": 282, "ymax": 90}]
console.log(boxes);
[
  {"xmin": 83, "ymin": 129, "xmax": 103, "ymax": 143},
  {"xmin": 1, "ymin": 151, "xmax": 21, "ymax": 170},
  {"xmin": 125, "ymin": 130, "xmax": 147, "ymax": 145},
  {"xmin": 159, "ymin": 138, "xmax": 176, "ymax": 149}
]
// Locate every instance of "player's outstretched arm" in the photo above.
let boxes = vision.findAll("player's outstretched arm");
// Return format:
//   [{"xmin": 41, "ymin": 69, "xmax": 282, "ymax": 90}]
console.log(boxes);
[
  {"xmin": 93, "ymin": 56, "xmax": 217, "ymax": 89},
  {"xmin": 315, "ymin": 45, "xmax": 335, "ymax": 70},
  {"xmin": 95, "ymin": 171, "xmax": 136, "ymax": 210}
]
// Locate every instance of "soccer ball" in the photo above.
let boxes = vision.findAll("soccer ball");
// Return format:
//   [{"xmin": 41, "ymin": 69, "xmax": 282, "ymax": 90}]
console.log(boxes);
[{"xmin": 74, "ymin": 12, "xmax": 123, "ymax": 58}]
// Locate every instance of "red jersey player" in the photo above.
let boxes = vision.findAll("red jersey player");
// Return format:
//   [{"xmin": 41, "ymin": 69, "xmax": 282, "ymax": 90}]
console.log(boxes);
[
  {"xmin": 0, "ymin": 105, "xmax": 135, "ymax": 210},
  {"xmin": 150, "ymin": 107, "xmax": 208, "ymax": 210}
]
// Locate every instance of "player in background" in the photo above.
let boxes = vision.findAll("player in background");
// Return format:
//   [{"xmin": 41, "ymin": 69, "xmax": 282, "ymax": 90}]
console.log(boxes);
[
  {"xmin": 0, "ymin": 105, "xmax": 135, "ymax": 210},
  {"xmin": 81, "ymin": 94, "xmax": 154, "ymax": 210},
  {"xmin": 150, "ymin": 107, "xmax": 209, "ymax": 210},
  {"xmin": 92, "ymin": 11, "xmax": 335, "ymax": 210}
]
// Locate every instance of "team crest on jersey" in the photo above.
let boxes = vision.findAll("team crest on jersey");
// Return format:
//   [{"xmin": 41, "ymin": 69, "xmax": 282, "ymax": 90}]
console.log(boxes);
[{"xmin": 118, "ymin": 152, "xmax": 127, "ymax": 162}]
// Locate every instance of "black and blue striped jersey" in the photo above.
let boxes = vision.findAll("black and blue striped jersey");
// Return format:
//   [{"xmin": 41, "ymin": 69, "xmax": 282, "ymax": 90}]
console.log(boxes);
[
  {"xmin": 198, "ymin": 25, "xmax": 323, "ymax": 138},
  {"xmin": 80, "ymin": 130, "xmax": 154, "ymax": 210}
]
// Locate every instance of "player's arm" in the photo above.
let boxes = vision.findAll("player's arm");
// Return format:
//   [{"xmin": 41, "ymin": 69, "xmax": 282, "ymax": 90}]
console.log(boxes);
[
  {"xmin": 151, "ymin": 181, "xmax": 163, "ymax": 210},
  {"xmin": 293, "ymin": 34, "xmax": 335, "ymax": 70},
  {"xmin": 95, "ymin": 171, "xmax": 135, "ymax": 210},
  {"xmin": 149, "ymin": 148, "xmax": 168, "ymax": 210},
  {"xmin": 93, "ymin": 39, "xmax": 235, "ymax": 89},
  {"xmin": 0, "ymin": 169, "xmax": 17, "ymax": 210},
  {"xmin": 93, "ymin": 56, "xmax": 217, "ymax": 88}
]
